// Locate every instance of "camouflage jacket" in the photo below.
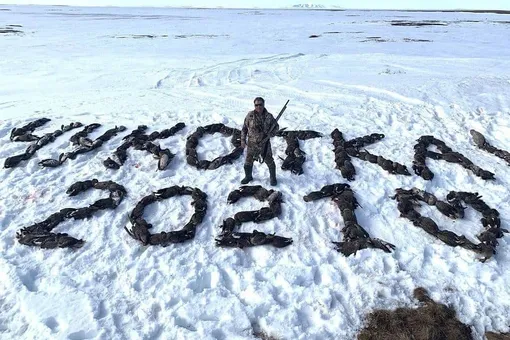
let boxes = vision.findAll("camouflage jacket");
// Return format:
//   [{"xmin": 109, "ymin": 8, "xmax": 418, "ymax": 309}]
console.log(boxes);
[{"xmin": 241, "ymin": 109, "xmax": 279, "ymax": 145}]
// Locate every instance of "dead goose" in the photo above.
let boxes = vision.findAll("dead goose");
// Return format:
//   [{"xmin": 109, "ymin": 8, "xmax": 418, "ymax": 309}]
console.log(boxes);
[
  {"xmin": 38, "ymin": 158, "xmax": 62, "ymax": 168},
  {"xmin": 215, "ymin": 234, "xmax": 252, "ymax": 248},
  {"xmin": 154, "ymin": 186, "xmax": 181, "ymax": 199},
  {"xmin": 25, "ymin": 143, "xmax": 39, "ymax": 155},
  {"xmin": 66, "ymin": 179, "xmax": 99, "ymax": 196},
  {"xmin": 163, "ymin": 229, "xmax": 195, "ymax": 245},
  {"xmin": 470, "ymin": 129, "xmax": 486, "ymax": 147},
  {"xmin": 254, "ymin": 207, "xmax": 277, "ymax": 223},
  {"xmin": 124, "ymin": 222, "xmax": 151, "ymax": 246},
  {"xmin": 12, "ymin": 133, "xmax": 40, "ymax": 142},
  {"xmin": 249, "ymin": 230, "xmax": 273, "ymax": 246},
  {"xmin": 342, "ymin": 221, "xmax": 369, "ymax": 240},
  {"xmin": 435, "ymin": 200, "xmax": 464, "ymax": 219},
  {"xmin": 40, "ymin": 233, "xmax": 84, "ymax": 249},
  {"xmin": 76, "ymin": 136, "xmax": 93, "ymax": 148},
  {"xmin": 436, "ymin": 230, "xmax": 467, "ymax": 247},
  {"xmin": 220, "ymin": 218, "xmax": 236, "ymax": 236},
  {"xmin": 333, "ymin": 237, "xmax": 394, "ymax": 257},
  {"xmin": 473, "ymin": 243, "xmax": 495, "ymax": 262},
  {"xmin": 364, "ymin": 151, "xmax": 378, "ymax": 163},
  {"xmin": 158, "ymin": 149, "xmax": 174, "ymax": 170},
  {"xmin": 395, "ymin": 163, "xmax": 411, "ymax": 175},
  {"xmin": 103, "ymin": 157, "xmax": 121, "ymax": 169},
  {"xmin": 90, "ymin": 198, "xmax": 118, "ymax": 210},
  {"xmin": 401, "ymin": 209, "xmax": 420, "ymax": 222},
  {"xmin": 36, "ymin": 134, "xmax": 55, "ymax": 147},
  {"xmin": 4, "ymin": 153, "xmax": 30, "ymax": 168},
  {"xmin": 271, "ymin": 235, "xmax": 293, "ymax": 248},
  {"xmin": 234, "ymin": 210, "xmax": 259, "ymax": 224},
  {"xmin": 414, "ymin": 216, "xmax": 439, "ymax": 236},
  {"xmin": 68, "ymin": 207, "xmax": 94, "ymax": 220},
  {"xmin": 340, "ymin": 160, "xmax": 355, "ymax": 181},
  {"xmin": 90, "ymin": 139, "xmax": 103, "ymax": 149}
]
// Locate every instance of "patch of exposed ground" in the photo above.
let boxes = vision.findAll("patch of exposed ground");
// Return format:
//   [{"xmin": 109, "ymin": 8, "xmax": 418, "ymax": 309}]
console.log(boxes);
[
  {"xmin": 112, "ymin": 34, "xmax": 168, "ymax": 39},
  {"xmin": 174, "ymin": 34, "xmax": 228, "ymax": 39},
  {"xmin": 404, "ymin": 9, "xmax": 510, "ymax": 15},
  {"xmin": 361, "ymin": 36, "xmax": 391, "ymax": 42},
  {"xmin": 238, "ymin": 11, "xmax": 265, "ymax": 15},
  {"xmin": 360, "ymin": 36, "xmax": 432, "ymax": 43},
  {"xmin": 0, "ymin": 25, "xmax": 23, "ymax": 35},
  {"xmin": 358, "ymin": 287, "xmax": 473, "ymax": 340},
  {"xmin": 486, "ymin": 332, "xmax": 510, "ymax": 340},
  {"xmin": 403, "ymin": 38, "xmax": 432, "ymax": 42},
  {"xmin": 324, "ymin": 31, "xmax": 364, "ymax": 34},
  {"xmin": 252, "ymin": 323, "xmax": 280, "ymax": 340},
  {"xmin": 391, "ymin": 20, "xmax": 448, "ymax": 26},
  {"xmin": 379, "ymin": 68, "xmax": 406, "ymax": 75}
]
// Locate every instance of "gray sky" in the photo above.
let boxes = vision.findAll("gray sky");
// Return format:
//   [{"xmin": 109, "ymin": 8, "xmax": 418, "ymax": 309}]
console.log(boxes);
[{"xmin": 3, "ymin": 0, "xmax": 510, "ymax": 10}]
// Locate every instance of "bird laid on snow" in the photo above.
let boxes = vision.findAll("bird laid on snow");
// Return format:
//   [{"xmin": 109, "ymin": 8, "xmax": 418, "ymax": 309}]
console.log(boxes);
[
  {"xmin": 470, "ymin": 129, "xmax": 486, "ymax": 148},
  {"xmin": 125, "ymin": 222, "xmax": 151, "ymax": 246}
]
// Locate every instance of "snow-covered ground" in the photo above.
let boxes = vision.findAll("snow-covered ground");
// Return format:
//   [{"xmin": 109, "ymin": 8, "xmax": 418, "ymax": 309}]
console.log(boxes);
[{"xmin": 1, "ymin": 5, "xmax": 510, "ymax": 339}]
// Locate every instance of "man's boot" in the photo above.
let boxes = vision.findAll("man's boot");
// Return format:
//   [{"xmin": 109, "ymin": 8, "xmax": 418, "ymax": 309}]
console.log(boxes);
[
  {"xmin": 241, "ymin": 164, "xmax": 253, "ymax": 184},
  {"xmin": 268, "ymin": 162, "xmax": 277, "ymax": 186}
]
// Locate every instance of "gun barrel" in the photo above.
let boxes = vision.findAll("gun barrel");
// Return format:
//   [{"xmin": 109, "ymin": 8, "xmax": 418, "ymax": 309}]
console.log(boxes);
[{"xmin": 258, "ymin": 100, "xmax": 290, "ymax": 163}]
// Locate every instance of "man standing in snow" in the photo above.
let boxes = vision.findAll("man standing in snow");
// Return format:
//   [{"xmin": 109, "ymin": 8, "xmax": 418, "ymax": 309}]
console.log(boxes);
[{"xmin": 240, "ymin": 97, "xmax": 279, "ymax": 186}]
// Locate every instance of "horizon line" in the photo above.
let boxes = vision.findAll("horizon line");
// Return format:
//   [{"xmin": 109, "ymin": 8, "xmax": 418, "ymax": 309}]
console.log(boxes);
[{"xmin": 1, "ymin": 4, "xmax": 510, "ymax": 13}]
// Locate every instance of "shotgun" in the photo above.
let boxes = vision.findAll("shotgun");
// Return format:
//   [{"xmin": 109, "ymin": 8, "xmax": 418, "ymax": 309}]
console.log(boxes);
[{"xmin": 258, "ymin": 100, "xmax": 290, "ymax": 163}]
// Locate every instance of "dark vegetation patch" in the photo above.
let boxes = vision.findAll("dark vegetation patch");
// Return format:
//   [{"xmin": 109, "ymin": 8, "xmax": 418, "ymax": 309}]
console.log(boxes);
[
  {"xmin": 308, "ymin": 32, "xmax": 365, "ymax": 39},
  {"xmin": 324, "ymin": 31, "xmax": 364, "ymax": 34},
  {"xmin": 404, "ymin": 9, "xmax": 510, "ymax": 15},
  {"xmin": 175, "ymin": 34, "xmax": 228, "ymax": 39},
  {"xmin": 0, "ymin": 26, "xmax": 23, "ymax": 35},
  {"xmin": 379, "ymin": 68, "xmax": 406, "ymax": 75},
  {"xmin": 312, "ymin": 9, "xmax": 510, "ymax": 14},
  {"xmin": 403, "ymin": 38, "xmax": 432, "ymax": 42},
  {"xmin": 361, "ymin": 36, "xmax": 390, "ymax": 42},
  {"xmin": 486, "ymin": 332, "xmax": 510, "ymax": 340},
  {"xmin": 391, "ymin": 20, "xmax": 447, "ymax": 26},
  {"xmin": 113, "ymin": 34, "xmax": 168, "ymax": 39},
  {"xmin": 364, "ymin": 19, "xmax": 494, "ymax": 26},
  {"xmin": 252, "ymin": 323, "xmax": 280, "ymax": 340},
  {"xmin": 238, "ymin": 10, "xmax": 264, "ymax": 15},
  {"xmin": 253, "ymin": 331, "xmax": 280, "ymax": 340},
  {"xmin": 358, "ymin": 287, "xmax": 473, "ymax": 340},
  {"xmin": 317, "ymin": 33, "xmax": 431, "ymax": 43},
  {"xmin": 372, "ymin": 19, "xmax": 510, "ymax": 26},
  {"xmin": 45, "ymin": 12, "xmax": 201, "ymax": 21}
]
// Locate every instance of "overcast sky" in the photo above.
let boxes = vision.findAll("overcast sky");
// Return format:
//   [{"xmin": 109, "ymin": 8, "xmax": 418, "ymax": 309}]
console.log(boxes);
[{"xmin": 3, "ymin": 0, "xmax": 510, "ymax": 10}]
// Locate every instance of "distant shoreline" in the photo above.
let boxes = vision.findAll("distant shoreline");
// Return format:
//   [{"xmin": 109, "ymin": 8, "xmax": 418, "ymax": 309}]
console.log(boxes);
[
  {"xmin": 400, "ymin": 9, "xmax": 510, "ymax": 14},
  {"xmin": 1, "ymin": 5, "xmax": 509, "ymax": 15}
]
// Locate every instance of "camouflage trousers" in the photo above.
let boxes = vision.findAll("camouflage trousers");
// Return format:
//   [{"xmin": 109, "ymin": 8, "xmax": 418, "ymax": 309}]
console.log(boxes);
[{"xmin": 244, "ymin": 141, "xmax": 275, "ymax": 166}]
